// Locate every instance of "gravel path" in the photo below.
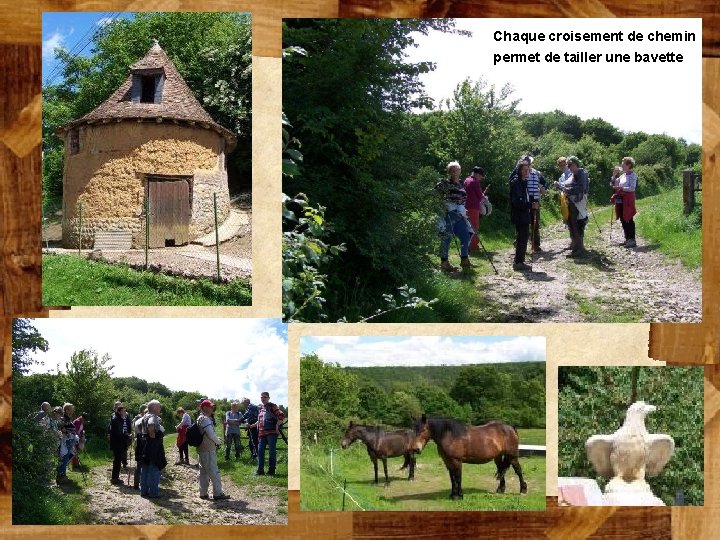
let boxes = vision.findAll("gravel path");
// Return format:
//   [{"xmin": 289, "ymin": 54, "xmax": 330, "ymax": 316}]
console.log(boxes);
[
  {"xmin": 84, "ymin": 460, "xmax": 286, "ymax": 525},
  {"xmin": 476, "ymin": 217, "xmax": 701, "ymax": 323}
]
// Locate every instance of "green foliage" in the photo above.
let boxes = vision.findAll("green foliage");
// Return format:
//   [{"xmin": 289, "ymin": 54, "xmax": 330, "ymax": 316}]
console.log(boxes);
[
  {"xmin": 11, "ymin": 319, "xmax": 49, "ymax": 375},
  {"xmin": 42, "ymin": 254, "xmax": 252, "ymax": 306},
  {"xmin": 558, "ymin": 366, "xmax": 704, "ymax": 505},
  {"xmin": 56, "ymin": 349, "xmax": 116, "ymax": 437},
  {"xmin": 633, "ymin": 134, "xmax": 684, "ymax": 170},
  {"xmin": 300, "ymin": 354, "xmax": 360, "ymax": 421},
  {"xmin": 634, "ymin": 186, "xmax": 702, "ymax": 268}
]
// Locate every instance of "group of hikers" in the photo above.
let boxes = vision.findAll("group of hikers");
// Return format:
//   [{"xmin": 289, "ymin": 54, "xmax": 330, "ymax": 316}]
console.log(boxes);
[
  {"xmin": 435, "ymin": 154, "xmax": 638, "ymax": 272},
  {"xmin": 34, "ymin": 391, "xmax": 286, "ymax": 501}
]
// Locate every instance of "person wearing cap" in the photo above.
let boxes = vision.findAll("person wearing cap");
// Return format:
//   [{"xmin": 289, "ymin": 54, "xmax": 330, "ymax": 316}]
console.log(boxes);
[
  {"xmin": 249, "ymin": 392, "xmax": 286, "ymax": 477},
  {"xmin": 240, "ymin": 397, "xmax": 260, "ymax": 460},
  {"xmin": 435, "ymin": 161, "xmax": 474, "ymax": 272},
  {"xmin": 196, "ymin": 399, "xmax": 230, "ymax": 500},
  {"xmin": 463, "ymin": 166, "xmax": 489, "ymax": 252},
  {"xmin": 56, "ymin": 402, "xmax": 76, "ymax": 483},
  {"xmin": 509, "ymin": 159, "xmax": 533, "ymax": 271},
  {"xmin": 140, "ymin": 399, "xmax": 167, "ymax": 498},
  {"xmin": 610, "ymin": 156, "xmax": 638, "ymax": 247},
  {"xmin": 108, "ymin": 404, "xmax": 132, "ymax": 484},
  {"xmin": 558, "ymin": 156, "xmax": 590, "ymax": 257}
]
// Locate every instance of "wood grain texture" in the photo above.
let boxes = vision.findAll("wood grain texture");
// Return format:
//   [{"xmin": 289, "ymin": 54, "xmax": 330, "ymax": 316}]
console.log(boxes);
[
  {"xmin": 649, "ymin": 57, "xmax": 719, "ymax": 364},
  {"xmin": 0, "ymin": 1, "xmax": 716, "ymax": 539},
  {"xmin": 338, "ymin": 0, "xmax": 720, "ymax": 56}
]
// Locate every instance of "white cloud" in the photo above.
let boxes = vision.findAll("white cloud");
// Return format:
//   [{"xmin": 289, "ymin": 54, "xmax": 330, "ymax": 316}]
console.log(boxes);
[
  {"xmin": 42, "ymin": 30, "xmax": 68, "ymax": 59},
  {"xmin": 304, "ymin": 336, "xmax": 545, "ymax": 367},
  {"xmin": 25, "ymin": 318, "xmax": 289, "ymax": 406}
]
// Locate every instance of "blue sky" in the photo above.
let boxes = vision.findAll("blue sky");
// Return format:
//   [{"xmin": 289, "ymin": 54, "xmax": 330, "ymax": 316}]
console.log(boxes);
[
  {"xmin": 42, "ymin": 12, "xmax": 133, "ymax": 85},
  {"xmin": 301, "ymin": 336, "xmax": 545, "ymax": 367},
  {"xmin": 24, "ymin": 318, "xmax": 289, "ymax": 407}
]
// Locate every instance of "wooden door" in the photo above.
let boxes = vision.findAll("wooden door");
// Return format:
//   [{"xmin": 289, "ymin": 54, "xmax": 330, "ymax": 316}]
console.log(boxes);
[{"xmin": 147, "ymin": 177, "xmax": 191, "ymax": 247}]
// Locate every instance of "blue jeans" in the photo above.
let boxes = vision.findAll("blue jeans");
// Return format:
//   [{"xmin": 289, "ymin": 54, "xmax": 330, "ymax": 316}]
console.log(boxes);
[
  {"xmin": 440, "ymin": 212, "xmax": 471, "ymax": 260},
  {"xmin": 225, "ymin": 432, "xmax": 242, "ymax": 459},
  {"xmin": 257, "ymin": 434, "xmax": 277, "ymax": 474},
  {"xmin": 140, "ymin": 463, "xmax": 160, "ymax": 496},
  {"xmin": 57, "ymin": 439, "xmax": 73, "ymax": 476}
]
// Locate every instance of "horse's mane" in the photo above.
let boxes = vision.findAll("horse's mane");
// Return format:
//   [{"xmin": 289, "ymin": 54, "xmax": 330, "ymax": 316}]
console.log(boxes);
[{"xmin": 424, "ymin": 416, "xmax": 468, "ymax": 438}]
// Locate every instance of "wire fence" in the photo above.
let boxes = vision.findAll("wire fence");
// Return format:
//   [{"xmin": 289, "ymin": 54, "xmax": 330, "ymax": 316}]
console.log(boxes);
[
  {"xmin": 42, "ymin": 191, "xmax": 251, "ymax": 283},
  {"xmin": 303, "ymin": 442, "xmax": 375, "ymax": 511}
]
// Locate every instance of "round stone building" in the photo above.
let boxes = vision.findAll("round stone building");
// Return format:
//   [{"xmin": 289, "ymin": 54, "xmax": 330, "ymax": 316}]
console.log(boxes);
[{"xmin": 58, "ymin": 41, "xmax": 236, "ymax": 249}]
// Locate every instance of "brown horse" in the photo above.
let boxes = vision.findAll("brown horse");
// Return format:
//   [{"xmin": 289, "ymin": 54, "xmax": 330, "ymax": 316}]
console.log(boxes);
[
  {"xmin": 340, "ymin": 421, "xmax": 417, "ymax": 486},
  {"xmin": 413, "ymin": 415, "xmax": 527, "ymax": 499}
]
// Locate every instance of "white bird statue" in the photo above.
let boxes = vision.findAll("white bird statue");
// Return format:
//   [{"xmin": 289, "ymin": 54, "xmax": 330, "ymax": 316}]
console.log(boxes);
[{"xmin": 585, "ymin": 401, "xmax": 674, "ymax": 491}]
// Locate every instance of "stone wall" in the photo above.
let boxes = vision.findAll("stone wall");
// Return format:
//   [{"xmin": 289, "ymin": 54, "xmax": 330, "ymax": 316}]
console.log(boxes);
[{"xmin": 62, "ymin": 121, "xmax": 230, "ymax": 248}]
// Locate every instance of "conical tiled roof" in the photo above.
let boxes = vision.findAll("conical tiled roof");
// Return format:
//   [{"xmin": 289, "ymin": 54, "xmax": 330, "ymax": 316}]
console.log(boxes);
[{"xmin": 61, "ymin": 41, "xmax": 235, "ymax": 146}]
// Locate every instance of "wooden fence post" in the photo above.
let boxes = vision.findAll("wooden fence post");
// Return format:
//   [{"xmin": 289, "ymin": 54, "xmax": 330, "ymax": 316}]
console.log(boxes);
[{"xmin": 683, "ymin": 169, "xmax": 694, "ymax": 215}]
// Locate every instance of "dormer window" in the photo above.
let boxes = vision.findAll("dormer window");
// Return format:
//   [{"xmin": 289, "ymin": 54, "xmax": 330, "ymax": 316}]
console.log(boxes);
[{"xmin": 131, "ymin": 69, "xmax": 165, "ymax": 104}]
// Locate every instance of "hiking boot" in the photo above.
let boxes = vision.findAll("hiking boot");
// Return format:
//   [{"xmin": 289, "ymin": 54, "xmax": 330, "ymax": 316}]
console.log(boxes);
[
  {"xmin": 513, "ymin": 262, "xmax": 531, "ymax": 272},
  {"xmin": 460, "ymin": 257, "xmax": 473, "ymax": 268},
  {"xmin": 618, "ymin": 240, "xmax": 628, "ymax": 246},
  {"xmin": 255, "ymin": 470, "xmax": 265, "ymax": 476},
  {"xmin": 174, "ymin": 460, "xmax": 184, "ymax": 465},
  {"xmin": 625, "ymin": 239, "xmax": 637, "ymax": 248},
  {"xmin": 532, "ymin": 246, "xmax": 542, "ymax": 253},
  {"xmin": 440, "ymin": 260, "xmax": 458, "ymax": 272},
  {"xmin": 213, "ymin": 494, "xmax": 231, "ymax": 500},
  {"xmin": 111, "ymin": 478, "xmax": 124, "ymax": 485},
  {"xmin": 567, "ymin": 248, "xmax": 586, "ymax": 258},
  {"xmin": 199, "ymin": 494, "xmax": 209, "ymax": 499}
]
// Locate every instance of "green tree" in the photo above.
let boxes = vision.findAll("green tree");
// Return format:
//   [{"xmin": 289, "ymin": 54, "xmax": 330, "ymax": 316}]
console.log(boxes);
[
  {"xmin": 56, "ymin": 349, "xmax": 115, "ymax": 437},
  {"xmin": 11, "ymin": 319, "xmax": 49, "ymax": 375},
  {"xmin": 581, "ymin": 117, "xmax": 623, "ymax": 146},
  {"xmin": 300, "ymin": 353, "xmax": 359, "ymax": 419}
]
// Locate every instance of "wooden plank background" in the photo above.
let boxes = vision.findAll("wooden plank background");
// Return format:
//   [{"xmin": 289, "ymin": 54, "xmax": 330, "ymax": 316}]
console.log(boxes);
[{"xmin": 0, "ymin": 1, "xmax": 716, "ymax": 538}]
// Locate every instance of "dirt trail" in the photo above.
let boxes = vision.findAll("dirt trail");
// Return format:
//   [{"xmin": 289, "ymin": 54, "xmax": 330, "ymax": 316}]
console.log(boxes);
[
  {"xmin": 84, "ymin": 461, "xmax": 286, "ymax": 525},
  {"xmin": 476, "ymin": 217, "xmax": 701, "ymax": 323}
]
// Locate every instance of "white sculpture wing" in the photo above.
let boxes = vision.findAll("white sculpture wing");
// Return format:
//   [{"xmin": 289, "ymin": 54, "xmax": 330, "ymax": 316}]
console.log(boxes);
[
  {"xmin": 646, "ymin": 434, "xmax": 675, "ymax": 477},
  {"xmin": 585, "ymin": 435, "xmax": 615, "ymax": 479}
]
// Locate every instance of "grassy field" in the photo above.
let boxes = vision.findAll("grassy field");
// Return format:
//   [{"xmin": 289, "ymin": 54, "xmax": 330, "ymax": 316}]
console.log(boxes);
[
  {"xmin": 301, "ymin": 429, "xmax": 546, "ymax": 511},
  {"xmin": 42, "ymin": 253, "xmax": 251, "ymax": 306}
]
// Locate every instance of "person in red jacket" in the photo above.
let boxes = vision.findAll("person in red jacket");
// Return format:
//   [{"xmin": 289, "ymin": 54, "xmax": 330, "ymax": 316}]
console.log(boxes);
[{"xmin": 249, "ymin": 391, "xmax": 285, "ymax": 477}]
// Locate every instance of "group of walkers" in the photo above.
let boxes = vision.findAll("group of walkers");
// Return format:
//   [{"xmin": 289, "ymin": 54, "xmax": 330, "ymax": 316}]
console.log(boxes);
[
  {"xmin": 435, "ymin": 154, "xmax": 638, "ymax": 272},
  {"xmin": 34, "ymin": 391, "xmax": 286, "ymax": 502},
  {"xmin": 34, "ymin": 401, "xmax": 88, "ymax": 484}
]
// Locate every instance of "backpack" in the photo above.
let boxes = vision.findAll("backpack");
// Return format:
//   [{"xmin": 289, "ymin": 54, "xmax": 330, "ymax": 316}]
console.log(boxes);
[{"xmin": 185, "ymin": 421, "xmax": 205, "ymax": 447}]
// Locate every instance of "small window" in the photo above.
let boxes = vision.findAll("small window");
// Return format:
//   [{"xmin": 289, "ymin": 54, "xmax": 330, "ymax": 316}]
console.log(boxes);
[
  {"xmin": 69, "ymin": 129, "xmax": 79, "ymax": 154},
  {"xmin": 141, "ymin": 76, "xmax": 156, "ymax": 103}
]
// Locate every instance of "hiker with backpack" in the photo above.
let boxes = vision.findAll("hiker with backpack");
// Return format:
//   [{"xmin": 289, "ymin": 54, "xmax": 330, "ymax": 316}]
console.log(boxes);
[
  {"xmin": 194, "ymin": 399, "xmax": 230, "ymax": 500},
  {"xmin": 463, "ymin": 165, "xmax": 492, "ymax": 253},
  {"xmin": 139, "ymin": 400, "xmax": 167, "ymax": 498},
  {"xmin": 558, "ymin": 155, "xmax": 590, "ymax": 257},
  {"xmin": 519, "ymin": 155, "xmax": 547, "ymax": 252},
  {"xmin": 435, "ymin": 161, "xmax": 474, "ymax": 272},
  {"xmin": 610, "ymin": 156, "xmax": 638, "ymax": 247},
  {"xmin": 224, "ymin": 402, "xmax": 244, "ymax": 461},
  {"xmin": 250, "ymin": 392, "xmax": 286, "ymax": 477}
]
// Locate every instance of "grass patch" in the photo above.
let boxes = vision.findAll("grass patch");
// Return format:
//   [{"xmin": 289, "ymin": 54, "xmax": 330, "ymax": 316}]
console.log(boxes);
[
  {"xmin": 634, "ymin": 186, "xmax": 701, "ymax": 268},
  {"xmin": 566, "ymin": 288, "xmax": 644, "ymax": 323},
  {"xmin": 42, "ymin": 253, "xmax": 251, "ymax": 306},
  {"xmin": 301, "ymin": 436, "xmax": 545, "ymax": 511}
]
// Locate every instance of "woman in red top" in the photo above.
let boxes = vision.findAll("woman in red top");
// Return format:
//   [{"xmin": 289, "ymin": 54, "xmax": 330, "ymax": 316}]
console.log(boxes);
[{"xmin": 463, "ymin": 166, "xmax": 487, "ymax": 251}]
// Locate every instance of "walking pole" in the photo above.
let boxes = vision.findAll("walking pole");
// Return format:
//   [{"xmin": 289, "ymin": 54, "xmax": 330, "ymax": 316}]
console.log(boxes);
[
  {"xmin": 608, "ymin": 205, "xmax": 614, "ymax": 242},
  {"xmin": 469, "ymin": 223, "xmax": 498, "ymax": 275},
  {"xmin": 127, "ymin": 443, "xmax": 133, "ymax": 485}
]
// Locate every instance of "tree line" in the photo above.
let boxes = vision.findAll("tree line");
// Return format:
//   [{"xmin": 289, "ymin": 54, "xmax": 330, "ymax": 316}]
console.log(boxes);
[
  {"xmin": 300, "ymin": 353, "xmax": 545, "ymax": 442},
  {"xmin": 282, "ymin": 18, "xmax": 701, "ymax": 322}
]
